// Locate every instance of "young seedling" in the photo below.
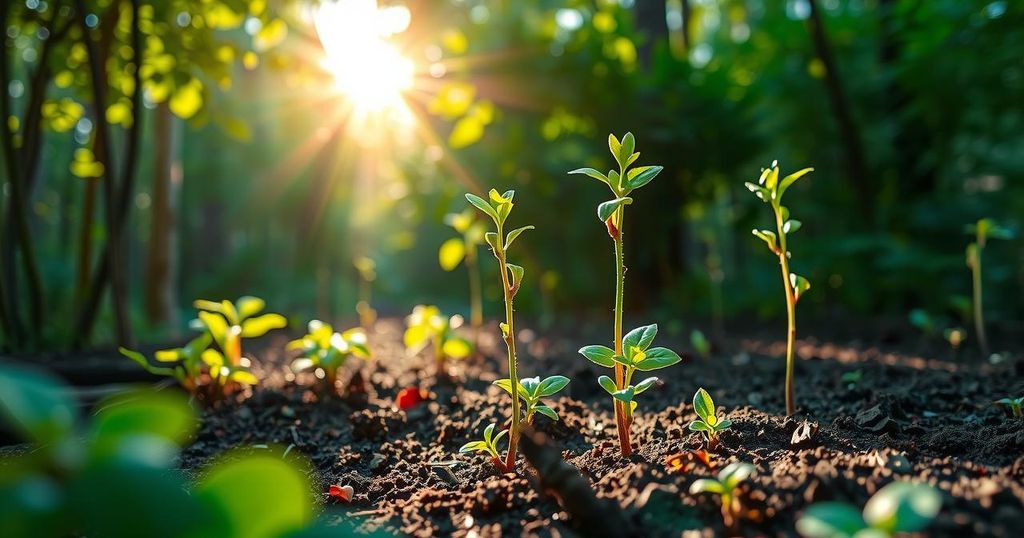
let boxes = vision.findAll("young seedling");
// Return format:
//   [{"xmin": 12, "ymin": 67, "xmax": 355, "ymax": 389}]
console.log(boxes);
[
  {"xmin": 120, "ymin": 333, "xmax": 214, "ymax": 394},
  {"xmin": 689, "ymin": 462, "xmax": 756, "ymax": 528},
  {"xmin": 494, "ymin": 375, "xmax": 570, "ymax": 424},
  {"xmin": 691, "ymin": 329, "xmax": 711, "ymax": 360},
  {"xmin": 288, "ymin": 320, "xmax": 370, "ymax": 395},
  {"xmin": 440, "ymin": 209, "xmax": 487, "ymax": 328},
  {"xmin": 466, "ymin": 188, "xmax": 534, "ymax": 472},
  {"xmin": 746, "ymin": 160, "xmax": 813, "ymax": 416},
  {"xmin": 965, "ymin": 218, "xmax": 1014, "ymax": 356},
  {"xmin": 570, "ymin": 132, "xmax": 680, "ymax": 456},
  {"xmin": 404, "ymin": 305, "xmax": 472, "ymax": 372},
  {"xmin": 796, "ymin": 481, "xmax": 941, "ymax": 538},
  {"xmin": 994, "ymin": 396, "xmax": 1023, "ymax": 418},
  {"xmin": 354, "ymin": 256, "xmax": 378, "ymax": 328},
  {"xmin": 689, "ymin": 388, "xmax": 732, "ymax": 450},
  {"xmin": 458, "ymin": 423, "xmax": 508, "ymax": 469},
  {"xmin": 192, "ymin": 296, "xmax": 287, "ymax": 366}
]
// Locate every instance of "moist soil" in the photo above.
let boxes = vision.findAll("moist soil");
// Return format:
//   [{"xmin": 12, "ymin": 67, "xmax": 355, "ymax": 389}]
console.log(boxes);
[{"xmin": 83, "ymin": 319, "xmax": 1024, "ymax": 536}]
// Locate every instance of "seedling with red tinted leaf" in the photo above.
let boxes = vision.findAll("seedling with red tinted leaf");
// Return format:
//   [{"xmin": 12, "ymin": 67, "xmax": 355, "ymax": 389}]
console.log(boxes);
[
  {"xmin": 494, "ymin": 375, "xmax": 570, "ymax": 424},
  {"xmin": 689, "ymin": 388, "xmax": 732, "ymax": 449},
  {"xmin": 994, "ymin": 397, "xmax": 1023, "ymax": 418},
  {"xmin": 288, "ymin": 320, "xmax": 370, "ymax": 395},
  {"xmin": 690, "ymin": 462, "xmax": 756, "ymax": 528},
  {"xmin": 570, "ymin": 133, "xmax": 678, "ymax": 456},
  {"xmin": 965, "ymin": 218, "xmax": 1014, "ymax": 356},
  {"xmin": 746, "ymin": 161, "xmax": 813, "ymax": 416}
]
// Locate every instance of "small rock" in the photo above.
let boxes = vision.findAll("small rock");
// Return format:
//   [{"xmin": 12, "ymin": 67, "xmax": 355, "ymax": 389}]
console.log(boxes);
[
  {"xmin": 370, "ymin": 453, "xmax": 386, "ymax": 472},
  {"xmin": 790, "ymin": 421, "xmax": 819, "ymax": 450},
  {"xmin": 887, "ymin": 453, "xmax": 912, "ymax": 474},
  {"xmin": 855, "ymin": 405, "xmax": 899, "ymax": 433}
]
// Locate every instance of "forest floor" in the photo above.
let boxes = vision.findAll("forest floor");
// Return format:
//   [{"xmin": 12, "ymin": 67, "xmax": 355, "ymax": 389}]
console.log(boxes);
[{"xmin": 165, "ymin": 317, "xmax": 1024, "ymax": 538}]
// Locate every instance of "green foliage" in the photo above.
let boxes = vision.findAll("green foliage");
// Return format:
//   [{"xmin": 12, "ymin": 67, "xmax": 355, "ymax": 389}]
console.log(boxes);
[
  {"xmin": 458, "ymin": 423, "xmax": 507, "ymax": 460},
  {"xmin": 192, "ymin": 296, "xmax": 288, "ymax": 365},
  {"xmin": 689, "ymin": 462, "xmax": 756, "ymax": 526},
  {"xmin": 403, "ymin": 305, "xmax": 472, "ymax": 362},
  {"xmin": 994, "ymin": 397, "xmax": 1023, "ymax": 418},
  {"xmin": 580, "ymin": 323, "xmax": 681, "ymax": 415},
  {"xmin": 493, "ymin": 375, "xmax": 569, "ymax": 423},
  {"xmin": 691, "ymin": 329, "xmax": 711, "ymax": 360},
  {"xmin": 797, "ymin": 481, "xmax": 942, "ymax": 538},
  {"xmin": 965, "ymin": 218, "xmax": 1014, "ymax": 356},
  {"xmin": 688, "ymin": 388, "xmax": 732, "ymax": 447},
  {"xmin": 0, "ymin": 363, "xmax": 314, "ymax": 538},
  {"xmin": 288, "ymin": 320, "xmax": 370, "ymax": 391}
]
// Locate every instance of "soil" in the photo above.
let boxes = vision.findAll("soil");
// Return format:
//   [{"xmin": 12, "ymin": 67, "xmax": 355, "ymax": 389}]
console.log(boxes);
[{"xmin": 10, "ymin": 317, "xmax": 1023, "ymax": 537}]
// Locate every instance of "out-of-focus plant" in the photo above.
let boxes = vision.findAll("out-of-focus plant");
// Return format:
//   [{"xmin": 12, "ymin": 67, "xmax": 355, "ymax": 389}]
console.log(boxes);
[
  {"xmin": 494, "ymin": 375, "xmax": 570, "ymax": 424},
  {"xmin": 440, "ymin": 209, "xmax": 487, "ymax": 328},
  {"xmin": 354, "ymin": 256, "xmax": 378, "ymax": 328},
  {"xmin": 465, "ymin": 188, "xmax": 535, "ymax": 472},
  {"xmin": 688, "ymin": 388, "xmax": 732, "ymax": 450},
  {"xmin": 796, "ymin": 481, "xmax": 942, "ymax": 538},
  {"xmin": 746, "ymin": 161, "xmax": 814, "ymax": 416},
  {"xmin": 0, "ymin": 364, "xmax": 313, "ymax": 538},
  {"xmin": 120, "ymin": 333, "xmax": 258, "ymax": 400},
  {"xmin": 965, "ymin": 218, "xmax": 1014, "ymax": 356},
  {"xmin": 570, "ymin": 132, "xmax": 679, "ymax": 456},
  {"xmin": 288, "ymin": 320, "xmax": 370, "ymax": 395},
  {"xmin": 689, "ymin": 462, "xmax": 756, "ymax": 528},
  {"xmin": 994, "ymin": 396, "xmax": 1023, "ymax": 418},
  {"xmin": 908, "ymin": 309, "xmax": 937, "ymax": 337},
  {"xmin": 944, "ymin": 327, "xmax": 967, "ymax": 350},
  {"xmin": 192, "ymin": 296, "xmax": 287, "ymax": 366},
  {"xmin": 404, "ymin": 305, "xmax": 472, "ymax": 371},
  {"xmin": 691, "ymin": 329, "xmax": 711, "ymax": 359}
]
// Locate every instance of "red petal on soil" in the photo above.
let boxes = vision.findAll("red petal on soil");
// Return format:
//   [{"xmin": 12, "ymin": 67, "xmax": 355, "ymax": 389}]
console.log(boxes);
[
  {"xmin": 664, "ymin": 450, "xmax": 714, "ymax": 473},
  {"xmin": 396, "ymin": 387, "xmax": 427, "ymax": 410},
  {"xmin": 329, "ymin": 484, "xmax": 354, "ymax": 502}
]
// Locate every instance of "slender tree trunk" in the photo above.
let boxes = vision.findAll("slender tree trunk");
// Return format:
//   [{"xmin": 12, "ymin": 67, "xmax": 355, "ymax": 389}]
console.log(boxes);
[
  {"xmin": 144, "ymin": 102, "xmax": 179, "ymax": 325},
  {"xmin": 805, "ymin": 0, "xmax": 872, "ymax": 221}
]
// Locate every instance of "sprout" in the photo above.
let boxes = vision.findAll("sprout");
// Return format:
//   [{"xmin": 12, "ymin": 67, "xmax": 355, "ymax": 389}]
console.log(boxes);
[
  {"xmin": 191, "ymin": 296, "xmax": 287, "ymax": 366},
  {"xmin": 404, "ymin": 305, "xmax": 472, "ymax": 372},
  {"xmin": 688, "ymin": 388, "xmax": 732, "ymax": 449},
  {"xmin": 690, "ymin": 462, "xmax": 756, "ymax": 528},
  {"xmin": 288, "ymin": 320, "xmax": 370, "ymax": 395},
  {"xmin": 994, "ymin": 396, "xmax": 1023, "ymax": 418},
  {"xmin": 459, "ymin": 423, "xmax": 508, "ymax": 466},
  {"xmin": 965, "ymin": 218, "xmax": 1014, "ymax": 356},
  {"xmin": 493, "ymin": 375, "xmax": 570, "ymax": 424},
  {"xmin": 797, "ymin": 481, "xmax": 942, "ymax": 538}
]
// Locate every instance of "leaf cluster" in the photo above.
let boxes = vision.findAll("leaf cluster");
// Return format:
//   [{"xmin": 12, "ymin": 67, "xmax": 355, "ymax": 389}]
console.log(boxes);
[
  {"xmin": 465, "ymin": 189, "xmax": 534, "ymax": 299},
  {"xmin": 579, "ymin": 324, "xmax": 681, "ymax": 413},
  {"xmin": 288, "ymin": 320, "xmax": 371, "ymax": 387},
  {"xmin": 439, "ymin": 209, "xmax": 487, "ymax": 271},
  {"xmin": 493, "ymin": 375, "xmax": 570, "ymax": 423},
  {"xmin": 688, "ymin": 388, "xmax": 733, "ymax": 445},
  {"xmin": 458, "ymin": 423, "xmax": 507, "ymax": 460},
  {"xmin": 747, "ymin": 161, "xmax": 813, "ymax": 303},
  {"xmin": 569, "ymin": 132, "xmax": 664, "ymax": 230},
  {"xmin": 403, "ymin": 305, "xmax": 472, "ymax": 360},
  {"xmin": 797, "ymin": 481, "xmax": 942, "ymax": 538},
  {"xmin": 994, "ymin": 396, "xmax": 1023, "ymax": 417}
]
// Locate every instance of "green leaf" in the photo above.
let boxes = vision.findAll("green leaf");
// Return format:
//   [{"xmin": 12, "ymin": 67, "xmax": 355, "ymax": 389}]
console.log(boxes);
[
  {"xmin": 693, "ymin": 388, "xmax": 716, "ymax": 423},
  {"xmin": 506, "ymin": 264, "xmax": 525, "ymax": 290},
  {"xmin": 193, "ymin": 299, "xmax": 225, "ymax": 314},
  {"xmin": 597, "ymin": 197, "xmax": 632, "ymax": 221},
  {"xmin": 0, "ymin": 364, "xmax": 76, "ymax": 445},
  {"xmin": 719, "ymin": 462, "xmax": 755, "ymax": 490},
  {"xmin": 745, "ymin": 182, "xmax": 769, "ymax": 202},
  {"xmin": 623, "ymin": 324, "xmax": 658, "ymax": 351},
  {"xmin": 689, "ymin": 478, "xmax": 726, "ymax": 495},
  {"xmin": 569, "ymin": 167, "xmax": 609, "ymax": 186},
  {"xmin": 465, "ymin": 193, "xmax": 498, "ymax": 223},
  {"xmin": 90, "ymin": 390, "xmax": 196, "ymax": 458},
  {"xmin": 625, "ymin": 165, "xmax": 663, "ymax": 190},
  {"xmin": 688, "ymin": 420, "xmax": 710, "ymax": 432},
  {"xmin": 459, "ymin": 441, "xmax": 487, "ymax": 453},
  {"xmin": 634, "ymin": 377, "xmax": 659, "ymax": 394},
  {"xmin": 783, "ymin": 220, "xmax": 802, "ymax": 234},
  {"xmin": 579, "ymin": 345, "xmax": 616, "ymax": 368},
  {"xmin": 240, "ymin": 313, "xmax": 287, "ymax": 338},
  {"xmin": 485, "ymin": 232, "xmax": 501, "ymax": 253},
  {"xmin": 229, "ymin": 370, "xmax": 259, "ymax": 386},
  {"xmin": 796, "ymin": 502, "xmax": 867, "ymax": 538},
  {"xmin": 536, "ymin": 375, "xmax": 570, "ymax": 397},
  {"xmin": 618, "ymin": 132, "xmax": 635, "ymax": 168},
  {"xmin": 634, "ymin": 347, "xmax": 681, "ymax": 371},
  {"xmin": 198, "ymin": 311, "xmax": 230, "ymax": 348},
  {"xmin": 717, "ymin": 419, "xmax": 733, "ymax": 430},
  {"xmin": 790, "ymin": 273, "xmax": 811, "ymax": 303},
  {"xmin": 752, "ymin": 229, "xmax": 778, "ymax": 253},
  {"xmin": 597, "ymin": 375, "xmax": 618, "ymax": 395},
  {"xmin": 443, "ymin": 337, "xmax": 473, "ymax": 359},
  {"xmin": 779, "ymin": 167, "xmax": 814, "ymax": 197},
  {"xmin": 504, "ymin": 225, "xmax": 534, "ymax": 249},
  {"xmin": 439, "ymin": 238, "xmax": 466, "ymax": 271},
  {"xmin": 196, "ymin": 454, "xmax": 312, "ymax": 538},
  {"xmin": 607, "ymin": 133, "xmax": 621, "ymax": 162},
  {"xmin": 534, "ymin": 405, "xmax": 558, "ymax": 421},
  {"xmin": 611, "ymin": 386, "xmax": 635, "ymax": 403},
  {"xmin": 863, "ymin": 482, "xmax": 941, "ymax": 533},
  {"xmin": 483, "ymin": 423, "xmax": 496, "ymax": 444},
  {"xmin": 236, "ymin": 296, "xmax": 265, "ymax": 320}
]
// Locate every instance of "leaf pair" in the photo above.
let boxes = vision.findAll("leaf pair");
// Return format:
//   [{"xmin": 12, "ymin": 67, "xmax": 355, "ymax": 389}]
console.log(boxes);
[
  {"xmin": 458, "ymin": 423, "xmax": 508, "ymax": 459},
  {"xmin": 465, "ymin": 189, "xmax": 515, "ymax": 228},
  {"xmin": 745, "ymin": 161, "xmax": 813, "ymax": 206},
  {"xmin": 569, "ymin": 132, "xmax": 664, "ymax": 223},
  {"xmin": 289, "ymin": 321, "xmax": 370, "ymax": 381},
  {"xmin": 797, "ymin": 481, "xmax": 941, "ymax": 538},
  {"xmin": 688, "ymin": 388, "xmax": 732, "ymax": 443},
  {"xmin": 580, "ymin": 324, "xmax": 681, "ymax": 410},
  {"xmin": 493, "ymin": 375, "xmax": 569, "ymax": 422}
]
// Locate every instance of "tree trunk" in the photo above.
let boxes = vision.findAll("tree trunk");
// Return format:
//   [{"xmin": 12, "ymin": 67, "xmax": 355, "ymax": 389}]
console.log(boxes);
[{"xmin": 144, "ymin": 102, "xmax": 179, "ymax": 325}]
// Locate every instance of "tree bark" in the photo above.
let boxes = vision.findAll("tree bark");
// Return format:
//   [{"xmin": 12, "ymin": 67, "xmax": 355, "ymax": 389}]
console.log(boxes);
[{"xmin": 144, "ymin": 102, "xmax": 179, "ymax": 325}]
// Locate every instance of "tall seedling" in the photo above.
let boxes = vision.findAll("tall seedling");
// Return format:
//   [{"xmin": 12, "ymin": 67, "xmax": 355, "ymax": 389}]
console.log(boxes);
[
  {"xmin": 965, "ymin": 218, "xmax": 1013, "ymax": 356},
  {"xmin": 465, "ymin": 189, "xmax": 533, "ymax": 471},
  {"xmin": 570, "ymin": 133, "xmax": 681, "ymax": 456},
  {"xmin": 746, "ymin": 161, "xmax": 813, "ymax": 416}
]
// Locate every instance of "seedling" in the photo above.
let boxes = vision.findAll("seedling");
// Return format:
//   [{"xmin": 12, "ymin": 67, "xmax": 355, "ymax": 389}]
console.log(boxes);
[
  {"xmin": 121, "ymin": 333, "xmax": 257, "ymax": 399},
  {"xmin": 570, "ymin": 132, "xmax": 679, "ymax": 456},
  {"xmin": 404, "ymin": 305, "xmax": 472, "ymax": 371},
  {"xmin": 466, "ymin": 188, "xmax": 535, "ymax": 472},
  {"xmin": 440, "ymin": 209, "xmax": 487, "ymax": 328},
  {"xmin": 689, "ymin": 462, "xmax": 756, "ymax": 528},
  {"xmin": 908, "ymin": 309, "xmax": 937, "ymax": 337},
  {"xmin": 354, "ymin": 256, "xmax": 378, "ymax": 328},
  {"xmin": 994, "ymin": 397, "xmax": 1023, "ymax": 418},
  {"xmin": 192, "ymin": 296, "xmax": 287, "ymax": 366},
  {"xmin": 494, "ymin": 375, "xmax": 570, "ymax": 424},
  {"xmin": 797, "ymin": 481, "xmax": 941, "ymax": 538},
  {"xmin": 691, "ymin": 329, "xmax": 711, "ymax": 359},
  {"xmin": 965, "ymin": 218, "xmax": 1014, "ymax": 356},
  {"xmin": 288, "ymin": 320, "xmax": 370, "ymax": 394},
  {"xmin": 746, "ymin": 160, "xmax": 813, "ymax": 416},
  {"xmin": 840, "ymin": 370, "xmax": 863, "ymax": 389},
  {"xmin": 944, "ymin": 327, "xmax": 966, "ymax": 349},
  {"xmin": 458, "ymin": 423, "xmax": 508, "ymax": 469},
  {"xmin": 688, "ymin": 388, "xmax": 732, "ymax": 449}
]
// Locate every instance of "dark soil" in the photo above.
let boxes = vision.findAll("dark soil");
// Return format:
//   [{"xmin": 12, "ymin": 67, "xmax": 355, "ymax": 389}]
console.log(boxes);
[{"xmin": 90, "ymin": 319, "xmax": 1024, "ymax": 536}]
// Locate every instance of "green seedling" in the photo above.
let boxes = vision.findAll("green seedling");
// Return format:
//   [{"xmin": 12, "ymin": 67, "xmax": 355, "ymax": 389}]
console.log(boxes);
[
  {"xmin": 354, "ymin": 256, "xmax": 378, "ymax": 328},
  {"xmin": 494, "ymin": 375, "xmax": 570, "ymax": 424},
  {"xmin": 466, "ymin": 188, "xmax": 537, "ymax": 472},
  {"xmin": 120, "ymin": 333, "xmax": 258, "ymax": 399},
  {"xmin": 689, "ymin": 462, "xmax": 756, "ymax": 528},
  {"xmin": 192, "ymin": 296, "xmax": 287, "ymax": 366},
  {"xmin": 404, "ymin": 304, "xmax": 472, "ymax": 371},
  {"xmin": 458, "ymin": 423, "xmax": 508, "ymax": 468},
  {"xmin": 571, "ymin": 132, "xmax": 678, "ymax": 456},
  {"xmin": 994, "ymin": 397, "xmax": 1023, "ymax": 418},
  {"xmin": 841, "ymin": 370, "xmax": 863, "ymax": 389},
  {"xmin": 944, "ymin": 327, "xmax": 966, "ymax": 350},
  {"xmin": 965, "ymin": 218, "xmax": 1014, "ymax": 356},
  {"xmin": 746, "ymin": 160, "xmax": 813, "ymax": 416},
  {"xmin": 440, "ymin": 209, "xmax": 487, "ymax": 328},
  {"xmin": 797, "ymin": 481, "xmax": 941, "ymax": 538},
  {"xmin": 288, "ymin": 320, "xmax": 370, "ymax": 394},
  {"xmin": 688, "ymin": 388, "xmax": 732, "ymax": 449},
  {"xmin": 691, "ymin": 329, "xmax": 711, "ymax": 359},
  {"xmin": 908, "ymin": 309, "xmax": 937, "ymax": 337}
]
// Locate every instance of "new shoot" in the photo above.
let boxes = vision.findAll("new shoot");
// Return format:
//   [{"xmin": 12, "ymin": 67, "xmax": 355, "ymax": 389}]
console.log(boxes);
[
  {"xmin": 994, "ymin": 396, "xmax": 1023, "ymax": 418},
  {"xmin": 689, "ymin": 462, "xmax": 756, "ymax": 528},
  {"xmin": 688, "ymin": 388, "xmax": 732, "ymax": 450},
  {"xmin": 797, "ymin": 481, "xmax": 941, "ymax": 538},
  {"xmin": 404, "ymin": 305, "xmax": 472, "ymax": 373},
  {"xmin": 965, "ymin": 218, "xmax": 1013, "ymax": 356},
  {"xmin": 746, "ymin": 161, "xmax": 813, "ymax": 416},
  {"xmin": 191, "ymin": 296, "xmax": 288, "ymax": 366},
  {"xmin": 288, "ymin": 320, "xmax": 370, "ymax": 395}
]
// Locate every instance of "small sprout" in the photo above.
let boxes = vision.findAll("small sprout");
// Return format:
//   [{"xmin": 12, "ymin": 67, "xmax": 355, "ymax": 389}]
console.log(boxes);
[
  {"xmin": 994, "ymin": 397, "xmax": 1023, "ymax": 418},
  {"xmin": 404, "ymin": 305, "xmax": 472, "ymax": 371},
  {"xmin": 797, "ymin": 481, "xmax": 942, "ymax": 538},
  {"xmin": 688, "ymin": 388, "xmax": 732, "ymax": 449},
  {"xmin": 691, "ymin": 329, "xmax": 711, "ymax": 359},
  {"xmin": 441, "ymin": 209, "xmax": 487, "ymax": 328},
  {"xmin": 191, "ymin": 296, "xmax": 287, "ymax": 366},
  {"xmin": 689, "ymin": 462, "xmax": 756, "ymax": 528},
  {"xmin": 120, "ymin": 333, "xmax": 213, "ymax": 395},
  {"xmin": 459, "ymin": 423, "xmax": 508, "ymax": 466},
  {"xmin": 965, "ymin": 218, "xmax": 1014, "ymax": 356},
  {"xmin": 288, "ymin": 320, "xmax": 370, "ymax": 395},
  {"xmin": 494, "ymin": 375, "xmax": 570, "ymax": 424},
  {"xmin": 840, "ymin": 370, "xmax": 862, "ymax": 389},
  {"xmin": 944, "ymin": 327, "xmax": 967, "ymax": 349},
  {"xmin": 747, "ymin": 160, "xmax": 813, "ymax": 416}
]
